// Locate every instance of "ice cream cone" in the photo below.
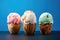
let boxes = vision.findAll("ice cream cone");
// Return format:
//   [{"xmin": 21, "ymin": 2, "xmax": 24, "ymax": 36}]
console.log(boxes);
[
  {"xmin": 7, "ymin": 12, "xmax": 20, "ymax": 34},
  {"xmin": 39, "ymin": 12, "xmax": 53, "ymax": 35},
  {"xmin": 21, "ymin": 10, "xmax": 36, "ymax": 35}
]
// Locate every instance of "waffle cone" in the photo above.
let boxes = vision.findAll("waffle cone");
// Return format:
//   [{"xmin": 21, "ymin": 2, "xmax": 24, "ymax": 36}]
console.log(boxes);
[
  {"xmin": 8, "ymin": 23, "xmax": 20, "ymax": 34},
  {"xmin": 23, "ymin": 23, "xmax": 36, "ymax": 35},
  {"xmin": 40, "ymin": 24, "xmax": 52, "ymax": 35}
]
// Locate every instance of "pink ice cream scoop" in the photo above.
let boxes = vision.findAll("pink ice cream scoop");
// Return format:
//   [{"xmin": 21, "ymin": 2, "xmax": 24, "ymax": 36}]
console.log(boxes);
[{"xmin": 7, "ymin": 12, "xmax": 20, "ymax": 24}]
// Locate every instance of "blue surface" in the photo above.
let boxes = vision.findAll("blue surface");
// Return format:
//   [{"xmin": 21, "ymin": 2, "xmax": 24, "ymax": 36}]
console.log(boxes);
[{"xmin": 0, "ymin": 0, "xmax": 60, "ymax": 31}]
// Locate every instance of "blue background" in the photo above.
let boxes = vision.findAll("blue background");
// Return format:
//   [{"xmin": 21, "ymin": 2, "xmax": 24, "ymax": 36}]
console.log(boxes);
[{"xmin": 0, "ymin": 0, "xmax": 60, "ymax": 31}]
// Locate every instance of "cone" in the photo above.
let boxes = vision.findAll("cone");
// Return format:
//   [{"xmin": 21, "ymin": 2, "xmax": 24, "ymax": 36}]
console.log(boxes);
[
  {"xmin": 23, "ymin": 23, "xmax": 36, "ymax": 35},
  {"xmin": 40, "ymin": 23, "xmax": 52, "ymax": 35},
  {"xmin": 8, "ymin": 23, "xmax": 20, "ymax": 34}
]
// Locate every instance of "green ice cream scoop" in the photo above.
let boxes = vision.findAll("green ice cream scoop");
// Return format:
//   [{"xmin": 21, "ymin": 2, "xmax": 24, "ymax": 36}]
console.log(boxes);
[{"xmin": 39, "ymin": 12, "xmax": 53, "ymax": 24}]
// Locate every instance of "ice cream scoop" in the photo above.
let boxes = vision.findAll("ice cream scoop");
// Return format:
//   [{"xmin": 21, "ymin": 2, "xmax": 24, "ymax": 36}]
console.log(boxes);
[
  {"xmin": 39, "ymin": 12, "xmax": 53, "ymax": 24},
  {"xmin": 21, "ymin": 10, "xmax": 36, "ymax": 24},
  {"xmin": 7, "ymin": 12, "xmax": 20, "ymax": 24}
]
